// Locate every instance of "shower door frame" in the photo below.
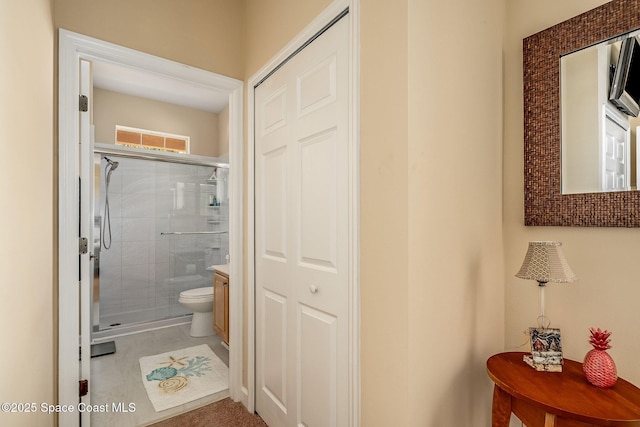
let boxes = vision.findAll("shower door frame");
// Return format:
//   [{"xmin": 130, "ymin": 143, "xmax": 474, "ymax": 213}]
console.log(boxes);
[
  {"xmin": 91, "ymin": 146, "xmax": 231, "ymax": 339},
  {"xmin": 58, "ymin": 29, "xmax": 244, "ymax": 427}
]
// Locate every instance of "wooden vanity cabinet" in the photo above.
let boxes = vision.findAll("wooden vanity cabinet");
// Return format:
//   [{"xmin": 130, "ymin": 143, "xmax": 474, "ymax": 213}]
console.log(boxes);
[{"xmin": 213, "ymin": 270, "xmax": 229, "ymax": 344}]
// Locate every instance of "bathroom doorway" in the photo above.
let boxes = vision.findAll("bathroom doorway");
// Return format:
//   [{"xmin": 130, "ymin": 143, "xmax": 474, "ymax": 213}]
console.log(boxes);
[{"xmin": 58, "ymin": 30, "xmax": 243, "ymax": 427}]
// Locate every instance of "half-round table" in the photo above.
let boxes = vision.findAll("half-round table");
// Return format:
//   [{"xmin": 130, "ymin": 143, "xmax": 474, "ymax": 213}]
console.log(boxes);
[{"xmin": 486, "ymin": 352, "xmax": 640, "ymax": 427}]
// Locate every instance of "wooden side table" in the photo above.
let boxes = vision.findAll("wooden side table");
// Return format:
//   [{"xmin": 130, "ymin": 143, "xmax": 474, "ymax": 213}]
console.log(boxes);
[{"xmin": 486, "ymin": 352, "xmax": 640, "ymax": 427}]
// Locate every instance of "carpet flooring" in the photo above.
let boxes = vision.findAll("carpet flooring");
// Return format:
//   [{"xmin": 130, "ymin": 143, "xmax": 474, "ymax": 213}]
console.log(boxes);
[{"xmin": 147, "ymin": 398, "xmax": 267, "ymax": 427}]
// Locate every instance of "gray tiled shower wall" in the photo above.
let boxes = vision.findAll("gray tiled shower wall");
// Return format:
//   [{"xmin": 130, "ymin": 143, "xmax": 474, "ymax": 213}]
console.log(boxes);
[{"xmin": 95, "ymin": 156, "xmax": 228, "ymax": 329}]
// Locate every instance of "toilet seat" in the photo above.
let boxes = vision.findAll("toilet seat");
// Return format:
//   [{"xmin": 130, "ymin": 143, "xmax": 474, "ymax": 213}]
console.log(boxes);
[{"xmin": 179, "ymin": 286, "xmax": 213, "ymax": 300}]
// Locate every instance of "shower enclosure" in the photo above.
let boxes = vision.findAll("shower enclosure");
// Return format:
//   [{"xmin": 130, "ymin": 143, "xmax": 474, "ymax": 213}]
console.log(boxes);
[{"xmin": 92, "ymin": 148, "xmax": 229, "ymax": 339}]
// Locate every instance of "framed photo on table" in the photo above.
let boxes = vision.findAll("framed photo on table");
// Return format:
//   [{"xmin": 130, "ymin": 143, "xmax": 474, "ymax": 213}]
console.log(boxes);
[{"xmin": 524, "ymin": 327, "xmax": 563, "ymax": 371}]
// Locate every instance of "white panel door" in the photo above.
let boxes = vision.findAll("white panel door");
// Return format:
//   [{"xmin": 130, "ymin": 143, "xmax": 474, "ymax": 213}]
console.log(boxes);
[
  {"xmin": 255, "ymin": 14, "xmax": 349, "ymax": 427},
  {"xmin": 602, "ymin": 105, "xmax": 630, "ymax": 191}
]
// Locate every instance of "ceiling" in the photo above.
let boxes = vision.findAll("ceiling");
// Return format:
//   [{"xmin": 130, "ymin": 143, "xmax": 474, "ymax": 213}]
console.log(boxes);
[{"xmin": 92, "ymin": 60, "xmax": 230, "ymax": 113}]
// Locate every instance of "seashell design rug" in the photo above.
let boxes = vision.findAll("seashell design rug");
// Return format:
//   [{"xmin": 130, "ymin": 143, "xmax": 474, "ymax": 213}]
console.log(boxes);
[{"xmin": 140, "ymin": 344, "xmax": 228, "ymax": 412}]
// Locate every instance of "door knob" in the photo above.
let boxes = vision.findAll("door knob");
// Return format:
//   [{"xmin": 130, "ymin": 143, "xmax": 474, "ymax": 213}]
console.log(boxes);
[{"xmin": 309, "ymin": 285, "xmax": 318, "ymax": 294}]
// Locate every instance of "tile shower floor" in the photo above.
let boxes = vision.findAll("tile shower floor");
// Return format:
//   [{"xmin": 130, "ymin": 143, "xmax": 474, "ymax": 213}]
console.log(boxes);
[{"xmin": 90, "ymin": 324, "xmax": 229, "ymax": 427}]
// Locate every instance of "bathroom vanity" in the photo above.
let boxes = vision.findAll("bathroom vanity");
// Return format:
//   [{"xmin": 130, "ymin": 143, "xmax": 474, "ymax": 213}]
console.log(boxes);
[{"xmin": 209, "ymin": 265, "xmax": 229, "ymax": 344}]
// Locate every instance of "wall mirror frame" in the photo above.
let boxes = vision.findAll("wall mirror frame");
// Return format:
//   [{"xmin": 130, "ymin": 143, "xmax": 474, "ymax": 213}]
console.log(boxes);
[{"xmin": 524, "ymin": 0, "xmax": 640, "ymax": 226}]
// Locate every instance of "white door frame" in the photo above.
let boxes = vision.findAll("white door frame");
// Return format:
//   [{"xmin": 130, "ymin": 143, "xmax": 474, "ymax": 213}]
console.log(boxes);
[
  {"xmin": 247, "ymin": 0, "xmax": 360, "ymax": 423},
  {"xmin": 58, "ymin": 30, "xmax": 244, "ymax": 426}
]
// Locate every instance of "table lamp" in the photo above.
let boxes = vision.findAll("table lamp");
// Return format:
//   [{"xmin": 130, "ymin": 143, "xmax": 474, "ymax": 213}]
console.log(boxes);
[
  {"xmin": 516, "ymin": 241, "xmax": 576, "ymax": 371},
  {"xmin": 516, "ymin": 241, "xmax": 576, "ymax": 323}
]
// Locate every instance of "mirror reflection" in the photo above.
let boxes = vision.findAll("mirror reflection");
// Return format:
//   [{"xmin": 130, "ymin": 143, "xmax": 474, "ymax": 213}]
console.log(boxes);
[{"xmin": 561, "ymin": 29, "xmax": 640, "ymax": 194}]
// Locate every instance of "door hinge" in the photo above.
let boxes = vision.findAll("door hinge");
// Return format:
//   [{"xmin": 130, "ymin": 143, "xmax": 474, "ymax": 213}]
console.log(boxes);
[
  {"xmin": 79, "ymin": 95, "xmax": 88, "ymax": 112},
  {"xmin": 79, "ymin": 237, "xmax": 88, "ymax": 255},
  {"xmin": 79, "ymin": 379, "xmax": 88, "ymax": 397}
]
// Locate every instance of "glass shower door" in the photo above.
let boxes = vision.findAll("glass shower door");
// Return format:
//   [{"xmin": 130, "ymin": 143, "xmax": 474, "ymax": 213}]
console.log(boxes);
[{"xmin": 93, "ymin": 154, "xmax": 229, "ymax": 336}]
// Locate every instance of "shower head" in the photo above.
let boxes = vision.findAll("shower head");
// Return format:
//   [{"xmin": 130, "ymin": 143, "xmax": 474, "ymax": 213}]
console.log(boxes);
[{"xmin": 104, "ymin": 156, "xmax": 119, "ymax": 171}]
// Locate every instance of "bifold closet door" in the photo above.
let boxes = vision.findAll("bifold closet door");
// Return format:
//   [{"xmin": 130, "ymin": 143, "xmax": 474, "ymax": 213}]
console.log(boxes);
[{"xmin": 254, "ymin": 14, "xmax": 350, "ymax": 427}]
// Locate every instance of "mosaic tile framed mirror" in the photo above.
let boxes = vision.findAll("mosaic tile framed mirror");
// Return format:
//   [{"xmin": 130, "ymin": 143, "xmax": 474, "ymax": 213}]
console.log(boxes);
[{"xmin": 524, "ymin": 0, "xmax": 640, "ymax": 226}]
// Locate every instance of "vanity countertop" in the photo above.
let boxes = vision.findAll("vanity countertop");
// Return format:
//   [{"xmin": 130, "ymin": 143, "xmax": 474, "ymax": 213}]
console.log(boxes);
[{"xmin": 207, "ymin": 264, "xmax": 230, "ymax": 277}]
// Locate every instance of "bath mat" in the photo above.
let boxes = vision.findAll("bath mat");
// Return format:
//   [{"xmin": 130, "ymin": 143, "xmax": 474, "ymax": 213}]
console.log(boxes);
[{"xmin": 140, "ymin": 344, "xmax": 228, "ymax": 412}]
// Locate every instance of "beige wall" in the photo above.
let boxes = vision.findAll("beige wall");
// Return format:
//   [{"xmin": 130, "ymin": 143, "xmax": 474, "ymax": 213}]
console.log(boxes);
[
  {"xmin": 54, "ymin": 0, "xmax": 244, "ymax": 80},
  {"xmin": 561, "ymin": 47, "xmax": 600, "ymax": 194},
  {"xmin": 360, "ymin": 2, "xmax": 410, "ymax": 424},
  {"xmin": 218, "ymin": 104, "xmax": 230, "ymax": 159},
  {"xmin": 505, "ymin": 0, "xmax": 640, "ymax": 392},
  {"xmin": 405, "ymin": 0, "xmax": 505, "ymax": 424},
  {"xmin": 0, "ymin": 0, "xmax": 55, "ymax": 426},
  {"xmin": 12, "ymin": 1, "xmax": 637, "ymax": 427},
  {"xmin": 94, "ymin": 88, "xmax": 220, "ymax": 157},
  {"xmin": 243, "ymin": 0, "xmax": 333, "ymax": 78}
]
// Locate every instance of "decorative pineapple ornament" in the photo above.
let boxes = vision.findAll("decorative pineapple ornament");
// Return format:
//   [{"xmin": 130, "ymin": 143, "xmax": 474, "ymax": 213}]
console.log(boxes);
[{"xmin": 583, "ymin": 327, "xmax": 617, "ymax": 388}]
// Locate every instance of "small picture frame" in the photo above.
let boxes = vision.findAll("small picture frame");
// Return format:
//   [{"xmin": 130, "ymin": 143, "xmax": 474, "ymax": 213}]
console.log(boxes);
[{"xmin": 524, "ymin": 327, "xmax": 563, "ymax": 371}]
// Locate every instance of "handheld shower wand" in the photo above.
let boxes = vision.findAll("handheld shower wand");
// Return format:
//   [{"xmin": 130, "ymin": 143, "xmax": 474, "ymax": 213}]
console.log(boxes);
[
  {"xmin": 102, "ymin": 157, "xmax": 119, "ymax": 249},
  {"xmin": 105, "ymin": 157, "xmax": 119, "ymax": 171}
]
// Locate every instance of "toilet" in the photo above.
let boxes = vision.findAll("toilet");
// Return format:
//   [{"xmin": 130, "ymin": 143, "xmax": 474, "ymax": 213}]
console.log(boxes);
[{"xmin": 178, "ymin": 287, "xmax": 215, "ymax": 337}]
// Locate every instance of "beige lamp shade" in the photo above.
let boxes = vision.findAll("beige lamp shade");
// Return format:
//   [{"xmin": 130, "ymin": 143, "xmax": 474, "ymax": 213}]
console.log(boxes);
[{"xmin": 516, "ymin": 241, "xmax": 577, "ymax": 284}]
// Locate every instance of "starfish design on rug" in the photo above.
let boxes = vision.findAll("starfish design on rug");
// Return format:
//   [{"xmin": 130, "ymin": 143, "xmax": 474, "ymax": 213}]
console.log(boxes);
[{"xmin": 160, "ymin": 355, "xmax": 188, "ymax": 368}]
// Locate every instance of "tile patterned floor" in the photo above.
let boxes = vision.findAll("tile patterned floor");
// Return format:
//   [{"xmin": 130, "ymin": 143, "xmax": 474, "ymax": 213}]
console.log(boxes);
[{"xmin": 90, "ymin": 324, "xmax": 229, "ymax": 427}]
